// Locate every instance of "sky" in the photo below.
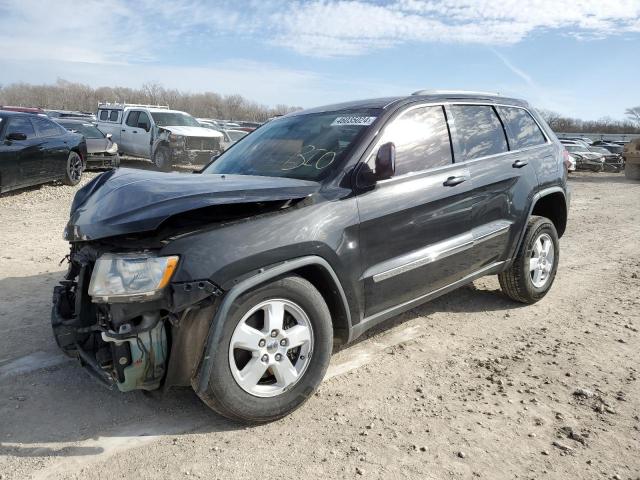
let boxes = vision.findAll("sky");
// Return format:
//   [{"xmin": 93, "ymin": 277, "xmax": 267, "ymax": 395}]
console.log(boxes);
[{"xmin": 0, "ymin": 0, "xmax": 639, "ymax": 120}]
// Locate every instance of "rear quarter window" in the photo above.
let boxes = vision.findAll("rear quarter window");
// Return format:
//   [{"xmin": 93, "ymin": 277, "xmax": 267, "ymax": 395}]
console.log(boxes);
[
  {"xmin": 449, "ymin": 105, "xmax": 508, "ymax": 161},
  {"xmin": 497, "ymin": 106, "xmax": 546, "ymax": 149},
  {"xmin": 99, "ymin": 110, "xmax": 108, "ymax": 121}
]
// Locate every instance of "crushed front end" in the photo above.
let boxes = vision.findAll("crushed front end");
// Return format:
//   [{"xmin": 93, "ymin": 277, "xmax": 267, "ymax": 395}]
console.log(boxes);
[{"xmin": 51, "ymin": 243, "xmax": 221, "ymax": 392}]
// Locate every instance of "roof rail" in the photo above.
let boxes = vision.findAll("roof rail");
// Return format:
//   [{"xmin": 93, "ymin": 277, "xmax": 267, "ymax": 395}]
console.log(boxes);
[
  {"xmin": 411, "ymin": 89, "xmax": 501, "ymax": 97},
  {"xmin": 97, "ymin": 102, "xmax": 170, "ymax": 110}
]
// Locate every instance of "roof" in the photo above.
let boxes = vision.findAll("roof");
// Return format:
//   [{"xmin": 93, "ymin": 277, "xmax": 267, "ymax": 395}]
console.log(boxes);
[
  {"xmin": 55, "ymin": 118, "xmax": 95, "ymax": 124},
  {"xmin": 290, "ymin": 91, "xmax": 529, "ymax": 116},
  {"xmin": 0, "ymin": 110, "xmax": 35, "ymax": 117}
]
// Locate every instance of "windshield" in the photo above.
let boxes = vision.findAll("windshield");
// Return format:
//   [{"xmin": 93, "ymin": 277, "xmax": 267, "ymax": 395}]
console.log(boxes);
[
  {"xmin": 150, "ymin": 112, "xmax": 201, "ymax": 127},
  {"xmin": 204, "ymin": 109, "xmax": 381, "ymax": 181},
  {"xmin": 566, "ymin": 146, "xmax": 588, "ymax": 153},
  {"xmin": 602, "ymin": 144, "xmax": 623, "ymax": 153},
  {"xmin": 227, "ymin": 130, "xmax": 247, "ymax": 141},
  {"xmin": 59, "ymin": 122, "xmax": 104, "ymax": 139}
]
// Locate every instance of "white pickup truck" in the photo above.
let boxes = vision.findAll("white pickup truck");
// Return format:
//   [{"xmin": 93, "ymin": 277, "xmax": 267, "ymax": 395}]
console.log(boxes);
[{"xmin": 96, "ymin": 103, "xmax": 223, "ymax": 170}]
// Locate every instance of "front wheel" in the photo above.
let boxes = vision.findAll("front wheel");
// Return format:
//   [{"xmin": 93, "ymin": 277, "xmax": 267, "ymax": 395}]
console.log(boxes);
[
  {"xmin": 153, "ymin": 146, "xmax": 172, "ymax": 172},
  {"xmin": 62, "ymin": 151, "xmax": 83, "ymax": 186},
  {"xmin": 195, "ymin": 275, "xmax": 333, "ymax": 423},
  {"xmin": 499, "ymin": 216, "xmax": 559, "ymax": 304}
]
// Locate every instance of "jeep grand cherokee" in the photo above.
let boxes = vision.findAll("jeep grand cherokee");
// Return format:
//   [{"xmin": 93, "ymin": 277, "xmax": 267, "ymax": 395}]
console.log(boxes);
[{"xmin": 52, "ymin": 91, "xmax": 570, "ymax": 423}]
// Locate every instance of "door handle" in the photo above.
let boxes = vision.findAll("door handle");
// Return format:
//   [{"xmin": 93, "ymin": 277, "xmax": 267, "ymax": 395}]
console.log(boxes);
[
  {"xmin": 512, "ymin": 160, "xmax": 528, "ymax": 168},
  {"xmin": 121, "ymin": 129, "xmax": 126, "ymax": 132},
  {"xmin": 443, "ymin": 175, "xmax": 467, "ymax": 187},
  {"xmin": 132, "ymin": 131, "xmax": 137, "ymax": 134}
]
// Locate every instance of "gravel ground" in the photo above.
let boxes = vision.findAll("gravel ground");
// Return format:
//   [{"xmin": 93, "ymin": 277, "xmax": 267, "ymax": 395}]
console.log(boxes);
[{"xmin": 0, "ymin": 168, "xmax": 639, "ymax": 480}]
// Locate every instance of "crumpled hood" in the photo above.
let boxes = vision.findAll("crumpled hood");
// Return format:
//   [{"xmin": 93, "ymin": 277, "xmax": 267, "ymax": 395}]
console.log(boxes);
[
  {"xmin": 66, "ymin": 168, "xmax": 319, "ymax": 241},
  {"xmin": 161, "ymin": 125, "xmax": 223, "ymax": 138}
]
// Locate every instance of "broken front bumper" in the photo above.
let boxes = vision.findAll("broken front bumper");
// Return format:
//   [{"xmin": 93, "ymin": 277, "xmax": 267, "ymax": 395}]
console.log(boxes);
[
  {"xmin": 86, "ymin": 153, "xmax": 119, "ymax": 169},
  {"xmin": 51, "ymin": 247, "xmax": 223, "ymax": 392},
  {"xmin": 170, "ymin": 147, "xmax": 220, "ymax": 165}
]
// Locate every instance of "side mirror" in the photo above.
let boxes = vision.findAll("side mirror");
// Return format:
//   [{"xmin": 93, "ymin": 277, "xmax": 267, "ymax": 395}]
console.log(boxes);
[
  {"xmin": 106, "ymin": 133, "xmax": 113, "ymax": 140},
  {"xmin": 6, "ymin": 132, "xmax": 27, "ymax": 141},
  {"xmin": 375, "ymin": 142, "xmax": 396, "ymax": 180}
]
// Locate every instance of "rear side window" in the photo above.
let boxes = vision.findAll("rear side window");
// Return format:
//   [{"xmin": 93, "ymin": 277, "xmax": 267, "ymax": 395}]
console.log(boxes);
[
  {"xmin": 125, "ymin": 111, "xmax": 140, "ymax": 127},
  {"xmin": 375, "ymin": 105, "xmax": 452, "ymax": 176},
  {"xmin": 109, "ymin": 110, "xmax": 119, "ymax": 122},
  {"xmin": 450, "ymin": 105, "xmax": 508, "ymax": 161},
  {"xmin": 497, "ymin": 106, "xmax": 546, "ymax": 149},
  {"xmin": 99, "ymin": 110, "xmax": 108, "ymax": 121},
  {"xmin": 32, "ymin": 117, "xmax": 64, "ymax": 137},
  {"xmin": 5, "ymin": 116, "xmax": 36, "ymax": 139}
]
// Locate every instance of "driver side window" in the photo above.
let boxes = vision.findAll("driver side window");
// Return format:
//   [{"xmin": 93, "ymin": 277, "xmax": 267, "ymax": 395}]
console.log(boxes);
[
  {"xmin": 372, "ymin": 105, "xmax": 453, "ymax": 177},
  {"xmin": 125, "ymin": 111, "xmax": 140, "ymax": 128},
  {"xmin": 5, "ymin": 117, "xmax": 36, "ymax": 139},
  {"xmin": 137, "ymin": 111, "xmax": 150, "ymax": 131}
]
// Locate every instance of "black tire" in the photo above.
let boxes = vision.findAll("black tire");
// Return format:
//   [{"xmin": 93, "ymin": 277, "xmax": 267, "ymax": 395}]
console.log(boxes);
[
  {"xmin": 153, "ymin": 146, "xmax": 172, "ymax": 172},
  {"xmin": 63, "ymin": 151, "xmax": 83, "ymax": 186},
  {"xmin": 195, "ymin": 275, "xmax": 333, "ymax": 423},
  {"xmin": 499, "ymin": 216, "xmax": 559, "ymax": 304}
]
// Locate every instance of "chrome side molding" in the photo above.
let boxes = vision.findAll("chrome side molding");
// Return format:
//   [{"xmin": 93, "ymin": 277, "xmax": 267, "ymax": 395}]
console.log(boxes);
[{"xmin": 365, "ymin": 220, "xmax": 512, "ymax": 283}]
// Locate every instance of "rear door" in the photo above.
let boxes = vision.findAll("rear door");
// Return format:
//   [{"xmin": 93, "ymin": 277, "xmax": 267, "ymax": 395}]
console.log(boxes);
[
  {"xmin": 0, "ymin": 116, "xmax": 42, "ymax": 189},
  {"xmin": 447, "ymin": 104, "xmax": 540, "ymax": 269},
  {"xmin": 31, "ymin": 116, "xmax": 69, "ymax": 178},
  {"xmin": 356, "ymin": 104, "xmax": 476, "ymax": 318}
]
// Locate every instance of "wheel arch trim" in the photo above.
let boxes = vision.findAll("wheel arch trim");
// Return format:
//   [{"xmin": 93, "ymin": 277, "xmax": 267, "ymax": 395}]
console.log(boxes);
[
  {"xmin": 195, "ymin": 255, "xmax": 351, "ymax": 393},
  {"xmin": 510, "ymin": 186, "xmax": 567, "ymax": 265}
]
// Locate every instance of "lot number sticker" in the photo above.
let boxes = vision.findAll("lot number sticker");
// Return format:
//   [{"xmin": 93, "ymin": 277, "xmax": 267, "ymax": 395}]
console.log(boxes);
[{"xmin": 331, "ymin": 116, "xmax": 377, "ymax": 127}]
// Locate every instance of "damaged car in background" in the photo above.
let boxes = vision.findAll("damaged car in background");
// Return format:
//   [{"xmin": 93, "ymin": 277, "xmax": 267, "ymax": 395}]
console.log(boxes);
[
  {"xmin": 96, "ymin": 103, "xmax": 223, "ymax": 171},
  {"xmin": 57, "ymin": 118, "xmax": 120, "ymax": 169},
  {"xmin": 52, "ymin": 91, "xmax": 569, "ymax": 423},
  {"xmin": 564, "ymin": 144, "xmax": 605, "ymax": 172}
]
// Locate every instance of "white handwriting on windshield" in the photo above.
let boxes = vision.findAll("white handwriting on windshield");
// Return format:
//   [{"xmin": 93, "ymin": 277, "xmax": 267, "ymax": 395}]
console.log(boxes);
[{"xmin": 281, "ymin": 145, "xmax": 336, "ymax": 171}]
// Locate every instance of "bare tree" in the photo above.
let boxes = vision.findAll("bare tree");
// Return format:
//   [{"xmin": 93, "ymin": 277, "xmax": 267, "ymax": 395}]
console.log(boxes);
[
  {"xmin": 0, "ymin": 79, "xmax": 300, "ymax": 121},
  {"xmin": 626, "ymin": 106, "xmax": 640, "ymax": 126}
]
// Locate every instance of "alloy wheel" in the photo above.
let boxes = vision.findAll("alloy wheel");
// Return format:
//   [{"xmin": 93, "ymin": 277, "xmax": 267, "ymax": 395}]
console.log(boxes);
[
  {"xmin": 529, "ymin": 233, "xmax": 554, "ymax": 288},
  {"xmin": 69, "ymin": 155, "xmax": 83, "ymax": 181},
  {"xmin": 228, "ymin": 299, "xmax": 314, "ymax": 398}
]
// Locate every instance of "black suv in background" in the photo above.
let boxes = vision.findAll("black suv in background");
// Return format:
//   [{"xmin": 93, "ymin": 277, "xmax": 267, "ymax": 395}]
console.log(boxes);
[{"xmin": 52, "ymin": 91, "xmax": 570, "ymax": 422}]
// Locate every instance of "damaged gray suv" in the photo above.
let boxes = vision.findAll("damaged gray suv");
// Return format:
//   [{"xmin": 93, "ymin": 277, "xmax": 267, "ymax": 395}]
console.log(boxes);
[{"xmin": 52, "ymin": 91, "xmax": 570, "ymax": 422}]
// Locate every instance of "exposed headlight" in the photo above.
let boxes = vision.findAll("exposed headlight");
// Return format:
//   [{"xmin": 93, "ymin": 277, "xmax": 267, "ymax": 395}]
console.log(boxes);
[
  {"xmin": 88, "ymin": 253, "xmax": 179, "ymax": 302},
  {"xmin": 169, "ymin": 133, "xmax": 184, "ymax": 143}
]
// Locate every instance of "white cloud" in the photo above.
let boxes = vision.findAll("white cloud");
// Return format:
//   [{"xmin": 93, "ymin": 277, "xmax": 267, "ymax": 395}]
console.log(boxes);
[
  {"xmin": 266, "ymin": 0, "xmax": 640, "ymax": 56},
  {"xmin": 1, "ymin": 0, "xmax": 638, "ymax": 62}
]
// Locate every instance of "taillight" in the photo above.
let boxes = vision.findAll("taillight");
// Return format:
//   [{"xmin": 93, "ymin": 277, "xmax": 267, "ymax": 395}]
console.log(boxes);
[{"xmin": 562, "ymin": 149, "xmax": 571, "ymax": 172}]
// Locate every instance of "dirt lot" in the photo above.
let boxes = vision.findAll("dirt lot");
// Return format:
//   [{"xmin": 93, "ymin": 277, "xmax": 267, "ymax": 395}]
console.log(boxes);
[{"xmin": 1, "ymin": 168, "xmax": 639, "ymax": 480}]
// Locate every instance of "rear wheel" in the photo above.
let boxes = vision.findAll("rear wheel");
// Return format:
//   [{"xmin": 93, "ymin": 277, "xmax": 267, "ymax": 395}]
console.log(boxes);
[
  {"xmin": 195, "ymin": 276, "xmax": 333, "ymax": 423},
  {"xmin": 499, "ymin": 216, "xmax": 559, "ymax": 304},
  {"xmin": 63, "ymin": 151, "xmax": 83, "ymax": 186}
]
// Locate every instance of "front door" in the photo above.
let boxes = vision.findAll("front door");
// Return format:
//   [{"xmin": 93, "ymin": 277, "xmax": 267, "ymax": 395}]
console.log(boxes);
[
  {"xmin": 121, "ymin": 110, "xmax": 152, "ymax": 157},
  {"xmin": 356, "ymin": 105, "xmax": 477, "ymax": 318},
  {"xmin": 0, "ymin": 116, "xmax": 43, "ymax": 189}
]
